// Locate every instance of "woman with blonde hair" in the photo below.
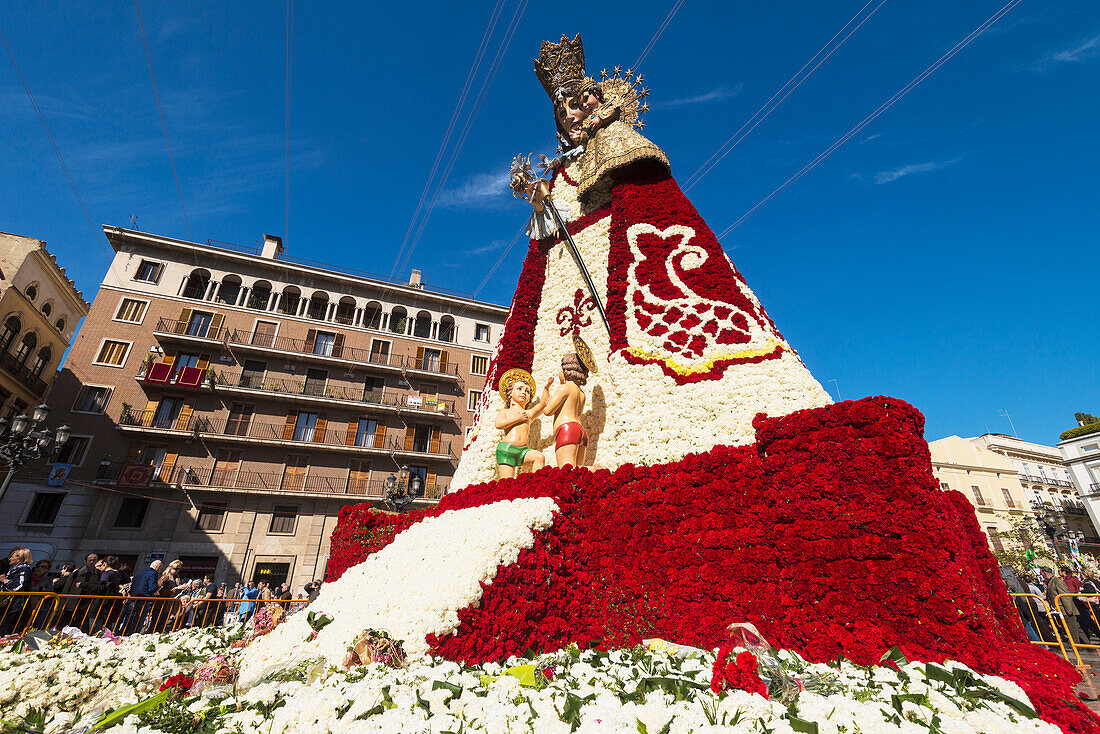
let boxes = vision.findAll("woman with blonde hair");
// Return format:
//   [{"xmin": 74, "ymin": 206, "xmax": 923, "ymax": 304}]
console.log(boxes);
[
  {"xmin": 151, "ymin": 560, "xmax": 187, "ymax": 632},
  {"xmin": 0, "ymin": 547, "xmax": 34, "ymax": 634}
]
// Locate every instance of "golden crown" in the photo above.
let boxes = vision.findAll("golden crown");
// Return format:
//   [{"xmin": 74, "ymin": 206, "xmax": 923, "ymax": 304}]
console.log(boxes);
[{"xmin": 534, "ymin": 33, "xmax": 589, "ymax": 100}]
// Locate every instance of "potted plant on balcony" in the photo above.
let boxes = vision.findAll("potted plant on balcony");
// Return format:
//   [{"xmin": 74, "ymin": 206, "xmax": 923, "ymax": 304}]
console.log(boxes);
[
  {"xmin": 206, "ymin": 368, "xmax": 216, "ymax": 388},
  {"xmin": 120, "ymin": 402, "xmax": 133, "ymax": 424}
]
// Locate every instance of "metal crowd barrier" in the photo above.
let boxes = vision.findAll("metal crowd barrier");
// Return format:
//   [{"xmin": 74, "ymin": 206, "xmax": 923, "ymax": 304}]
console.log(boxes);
[
  {"xmin": 0, "ymin": 592, "xmax": 312, "ymax": 638},
  {"xmin": 1009, "ymin": 593, "xmax": 1071, "ymax": 660}
]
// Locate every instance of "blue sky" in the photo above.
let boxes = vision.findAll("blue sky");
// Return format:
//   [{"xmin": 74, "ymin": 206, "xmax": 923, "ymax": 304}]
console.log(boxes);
[{"xmin": 1, "ymin": 2, "xmax": 1097, "ymax": 446}]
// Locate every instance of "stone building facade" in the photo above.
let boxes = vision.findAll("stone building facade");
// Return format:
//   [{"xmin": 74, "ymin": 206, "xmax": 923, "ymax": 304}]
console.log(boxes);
[
  {"xmin": 1, "ymin": 227, "xmax": 505, "ymax": 588},
  {"xmin": 0, "ymin": 232, "xmax": 88, "ymax": 416}
]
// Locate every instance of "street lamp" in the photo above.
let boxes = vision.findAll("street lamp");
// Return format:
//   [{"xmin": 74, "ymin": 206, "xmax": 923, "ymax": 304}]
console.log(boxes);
[
  {"xmin": 385, "ymin": 465, "xmax": 416, "ymax": 513},
  {"xmin": 0, "ymin": 403, "xmax": 70, "ymax": 501}
]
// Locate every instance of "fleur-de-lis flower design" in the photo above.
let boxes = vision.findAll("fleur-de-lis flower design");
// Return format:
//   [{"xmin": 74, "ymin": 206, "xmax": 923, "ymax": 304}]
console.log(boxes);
[{"xmin": 556, "ymin": 288, "xmax": 595, "ymax": 337}]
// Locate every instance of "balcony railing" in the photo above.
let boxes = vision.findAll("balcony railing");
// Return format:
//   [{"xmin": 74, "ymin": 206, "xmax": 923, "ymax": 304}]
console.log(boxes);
[
  {"xmin": 1017, "ymin": 472, "xmax": 1074, "ymax": 488},
  {"xmin": 154, "ymin": 316, "xmax": 227, "ymax": 342},
  {"xmin": 225, "ymin": 329, "xmax": 461, "ymax": 379},
  {"xmin": 0, "ymin": 349, "xmax": 48, "ymax": 396},
  {"xmin": 1061, "ymin": 500, "xmax": 1089, "ymax": 515},
  {"xmin": 94, "ymin": 460, "xmax": 179, "ymax": 486},
  {"xmin": 386, "ymin": 435, "xmax": 457, "ymax": 460},
  {"xmin": 119, "ymin": 409, "xmax": 197, "ymax": 432},
  {"xmin": 179, "ymin": 465, "xmax": 447, "ymax": 500},
  {"xmin": 210, "ymin": 369, "xmax": 457, "ymax": 416}
]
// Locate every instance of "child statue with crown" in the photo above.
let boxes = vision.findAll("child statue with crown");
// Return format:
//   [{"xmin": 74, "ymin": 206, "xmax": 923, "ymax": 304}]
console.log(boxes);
[{"xmin": 451, "ymin": 34, "xmax": 832, "ymax": 490}]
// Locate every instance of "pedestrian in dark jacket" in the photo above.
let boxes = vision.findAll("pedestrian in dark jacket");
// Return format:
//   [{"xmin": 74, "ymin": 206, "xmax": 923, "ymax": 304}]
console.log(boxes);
[{"xmin": 119, "ymin": 560, "xmax": 162, "ymax": 635}]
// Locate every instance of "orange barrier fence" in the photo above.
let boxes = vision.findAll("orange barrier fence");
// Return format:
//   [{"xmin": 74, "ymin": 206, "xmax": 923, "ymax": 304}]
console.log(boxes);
[
  {"xmin": 1009, "ymin": 593, "xmax": 1071, "ymax": 660},
  {"xmin": 0, "ymin": 592, "xmax": 59, "ymax": 637},
  {"xmin": 0, "ymin": 592, "xmax": 312, "ymax": 638}
]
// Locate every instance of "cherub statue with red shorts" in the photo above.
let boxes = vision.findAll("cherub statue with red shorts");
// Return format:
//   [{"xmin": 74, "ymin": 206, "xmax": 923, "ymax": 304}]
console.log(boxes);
[
  {"xmin": 494, "ymin": 369, "xmax": 547, "ymax": 479},
  {"xmin": 542, "ymin": 336, "xmax": 598, "ymax": 469}
]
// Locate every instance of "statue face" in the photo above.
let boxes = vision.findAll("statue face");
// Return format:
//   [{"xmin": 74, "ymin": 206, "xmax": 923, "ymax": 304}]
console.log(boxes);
[
  {"xmin": 510, "ymin": 381, "xmax": 531, "ymax": 406},
  {"xmin": 557, "ymin": 91, "xmax": 600, "ymax": 144}
]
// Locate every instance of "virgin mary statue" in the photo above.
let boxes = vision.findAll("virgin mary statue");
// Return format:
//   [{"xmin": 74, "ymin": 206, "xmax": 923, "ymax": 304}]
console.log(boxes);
[{"xmin": 451, "ymin": 34, "xmax": 831, "ymax": 490}]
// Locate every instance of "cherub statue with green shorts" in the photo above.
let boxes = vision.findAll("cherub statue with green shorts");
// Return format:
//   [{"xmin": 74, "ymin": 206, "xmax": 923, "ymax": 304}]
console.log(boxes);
[{"xmin": 494, "ymin": 368, "xmax": 547, "ymax": 479}]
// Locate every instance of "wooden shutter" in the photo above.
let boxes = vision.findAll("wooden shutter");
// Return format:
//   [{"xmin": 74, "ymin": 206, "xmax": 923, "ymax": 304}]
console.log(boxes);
[
  {"xmin": 404, "ymin": 425, "xmax": 415, "ymax": 451},
  {"xmin": 196, "ymin": 353, "xmax": 210, "ymax": 372},
  {"xmin": 346, "ymin": 419, "xmax": 357, "ymax": 446},
  {"xmin": 348, "ymin": 460, "xmax": 369, "ymax": 494},
  {"xmin": 426, "ymin": 470, "xmax": 436, "ymax": 492},
  {"xmin": 177, "ymin": 307, "xmax": 192, "ymax": 333},
  {"xmin": 175, "ymin": 400, "xmax": 194, "ymax": 431},
  {"xmin": 314, "ymin": 413, "xmax": 328, "ymax": 443},
  {"xmin": 415, "ymin": 346, "xmax": 424, "ymax": 370},
  {"xmin": 142, "ymin": 399, "xmax": 157, "ymax": 427},
  {"xmin": 283, "ymin": 411, "xmax": 298, "ymax": 441},
  {"xmin": 162, "ymin": 349, "xmax": 178, "ymax": 368},
  {"xmin": 373, "ymin": 420, "xmax": 386, "ymax": 449},
  {"xmin": 125, "ymin": 442, "xmax": 142, "ymax": 463},
  {"xmin": 304, "ymin": 329, "xmax": 317, "ymax": 353},
  {"xmin": 159, "ymin": 451, "xmax": 178, "ymax": 482},
  {"xmin": 333, "ymin": 333, "xmax": 345, "ymax": 358},
  {"xmin": 440, "ymin": 350, "xmax": 449, "ymax": 374},
  {"xmin": 209, "ymin": 314, "xmax": 224, "ymax": 339},
  {"xmin": 429, "ymin": 427, "xmax": 441, "ymax": 454}
]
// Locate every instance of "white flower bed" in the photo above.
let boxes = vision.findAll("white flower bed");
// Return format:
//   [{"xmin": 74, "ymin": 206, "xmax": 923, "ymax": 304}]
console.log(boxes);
[
  {"xmin": 238, "ymin": 497, "xmax": 558, "ymax": 686},
  {"xmin": 4, "ymin": 643, "xmax": 1055, "ymax": 734},
  {"xmin": 0, "ymin": 626, "xmax": 233, "ymax": 732}
]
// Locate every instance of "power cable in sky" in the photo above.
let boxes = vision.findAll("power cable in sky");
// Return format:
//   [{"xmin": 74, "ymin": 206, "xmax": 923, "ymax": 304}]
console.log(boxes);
[
  {"xmin": 632, "ymin": 0, "xmax": 686, "ymax": 72},
  {"xmin": 683, "ymin": 0, "xmax": 885, "ymax": 193},
  {"xmin": 134, "ymin": 0, "xmax": 192, "ymax": 243},
  {"xmin": 286, "ymin": 0, "xmax": 293, "ymax": 246},
  {"xmin": 389, "ymin": 0, "xmax": 508, "ymax": 278},
  {"xmin": 717, "ymin": 0, "xmax": 1022, "ymax": 239},
  {"xmin": 392, "ymin": 0, "xmax": 529, "ymax": 279},
  {"xmin": 0, "ymin": 25, "xmax": 113, "ymax": 263}
]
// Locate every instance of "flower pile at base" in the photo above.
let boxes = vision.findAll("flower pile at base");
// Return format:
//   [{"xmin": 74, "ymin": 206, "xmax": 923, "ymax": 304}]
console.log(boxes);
[
  {"xmin": 0, "ymin": 634, "xmax": 1069, "ymax": 733},
  {"xmin": 328, "ymin": 396, "xmax": 1100, "ymax": 734}
]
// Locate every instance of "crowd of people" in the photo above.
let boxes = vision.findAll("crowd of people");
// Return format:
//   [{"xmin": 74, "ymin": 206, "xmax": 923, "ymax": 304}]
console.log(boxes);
[
  {"xmin": 0, "ymin": 546, "xmax": 323, "ymax": 637},
  {"xmin": 1003, "ymin": 564, "xmax": 1100, "ymax": 646}
]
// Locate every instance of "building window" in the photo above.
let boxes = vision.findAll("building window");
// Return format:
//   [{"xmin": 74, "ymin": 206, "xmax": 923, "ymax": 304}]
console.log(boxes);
[
  {"xmin": 182, "ymin": 271, "xmax": 210, "ymax": 300},
  {"xmin": 475, "ymin": 324, "xmax": 490, "ymax": 342},
  {"xmin": 226, "ymin": 404, "xmax": 254, "ymax": 436},
  {"xmin": 114, "ymin": 498, "xmax": 150, "ymax": 529},
  {"xmin": 293, "ymin": 412, "xmax": 319, "ymax": 442},
  {"xmin": 281, "ymin": 455, "xmax": 309, "ymax": 492},
  {"xmin": 971, "ymin": 485, "xmax": 986, "ymax": 505},
  {"xmin": 355, "ymin": 418, "xmax": 378, "ymax": 447},
  {"xmin": 251, "ymin": 320, "xmax": 277, "ymax": 347},
  {"xmin": 134, "ymin": 260, "xmax": 164, "ymax": 283},
  {"xmin": 471, "ymin": 355, "xmax": 489, "ymax": 375},
  {"xmin": 13, "ymin": 332, "xmax": 37, "ymax": 363},
  {"xmin": 74, "ymin": 386, "xmax": 111, "ymax": 413},
  {"xmin": 370, "ymin": 339, "xmax": 391, "ymax": 365},
  {"xmin": 939, "ymin": 481, "xmax": 950, "ymax": 492},
  {"xmin": 41, "ymin": 302, "xmax": 51, "ymax": 317},
  {"xmin": 986, "ymin": 525, "xmax": 1004, "ymax": 552},
  {"xmin": 30, "ymin": 347, "xmax": 51, "ymax": 378},
  {"xmin": 313, "ymin": 331, "xmax": 336, "ymax": 356},
  {"xmin": 422, "ymin": 348, "xmax": 440, "ymax": 372},
  {"xmin": 185, "ymin": 311, "xmax": 213, "ymax": 337},
  {"xmin": 1001, "ymin": 488, "xmax": 1016, "ymax": 508},
  {"xmin": 115, "ymin": 298, "xmax": 148, "ymax": 324},
  {"xmin": 195, "ymin": 502, "xmax": 227, "ymax": 532},
  {"xmin": 468, "ymin": 390, "xmax": 482, "ymax": 411},
  {"xmin": 95, "ymin": 339, "xmax": 130, "ymax": 367},
  {"xmin": 269, "ymin": 505, "xmax": 298, "ymax": 534},
  {"xmin": 152, "ymin": 397, "xmax": 184, "ymax": 429},
  {"xmin": 55, "ymin": 317, "xmax": 65, "ymax": 332},
  {"xmin": 25, "ymin": 284, "xmax": 38, "ymax": 301},
  {"xmin": 0, "ymin": 316, "xmax": 20, "ymax": 352},
  {"xmin": 24, "ymin": 492, "xmax": 65, "ymax": 525},
  {"xmin": 248, "ymin": 284, "xmax": 271, "ymax": 310},
  {"xmin": 348, "ymin": 459, "xmax": 370, "ymax": 494}
]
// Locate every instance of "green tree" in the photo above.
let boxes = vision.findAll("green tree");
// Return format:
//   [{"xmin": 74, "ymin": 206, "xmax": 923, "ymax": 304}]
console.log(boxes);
[{"xmin": 992, "ymin": 514, "xmax": 1056, "ymax": 571}]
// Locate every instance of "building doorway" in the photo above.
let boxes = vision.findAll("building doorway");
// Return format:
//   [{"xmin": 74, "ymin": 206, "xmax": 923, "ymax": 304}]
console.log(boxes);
[{"xmin": 253, "ymin": 562, "xmax": 290, "ymax": 588}]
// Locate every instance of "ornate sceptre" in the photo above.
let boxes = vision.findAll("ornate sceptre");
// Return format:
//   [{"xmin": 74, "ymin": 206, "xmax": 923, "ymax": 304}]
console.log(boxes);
[{"xmin": 510, "ymin": 153, "xmax": 610, "ymax": 335}]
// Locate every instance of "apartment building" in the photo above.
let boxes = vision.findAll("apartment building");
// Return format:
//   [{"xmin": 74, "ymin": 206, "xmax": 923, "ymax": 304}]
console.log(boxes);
[
  {"xmin": 7, "ymin": 226, "xmax": 505, "ymax": 587},
  {"xmin": 971, "ymin": 433, "xmax": 1098, "ymax": 547},
  {"xmin": 1058, "ymin": 415, "xmax": 1100, "ymax": 547},
  {"xmin": 929, "ymin": 436, "xmax": 1031, "ymax": 553},
  {"xmin": 0, "ymin": 232, "xmax": 88, "ymax": 415}
]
